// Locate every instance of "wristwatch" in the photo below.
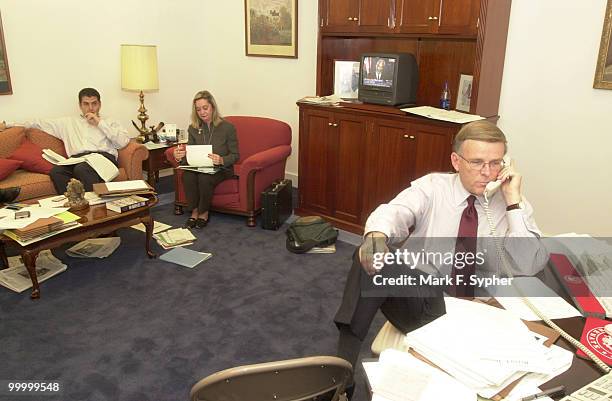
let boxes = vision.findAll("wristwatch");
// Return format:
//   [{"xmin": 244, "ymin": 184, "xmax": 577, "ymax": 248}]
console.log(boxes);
[{"xmin": 506, "ymin": 201, "xmax": 524, "ymax": 211}]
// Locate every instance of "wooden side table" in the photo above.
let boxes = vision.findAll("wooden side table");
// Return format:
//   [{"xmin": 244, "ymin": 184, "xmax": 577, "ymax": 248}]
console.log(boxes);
[{"xmin": 142, "ymin": 143, "xmax": 173, "ymax": 187}]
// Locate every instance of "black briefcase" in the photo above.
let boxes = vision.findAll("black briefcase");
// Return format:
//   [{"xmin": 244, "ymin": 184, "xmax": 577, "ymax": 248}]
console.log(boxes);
[{"xmin": 261, "ymin": 179, "xmax": 292, "ymax": 230}]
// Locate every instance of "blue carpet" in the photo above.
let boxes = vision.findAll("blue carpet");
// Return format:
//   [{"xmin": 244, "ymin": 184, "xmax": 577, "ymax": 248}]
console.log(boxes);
[{"xmin": 0, "ymin": 202, "xmax": 382, "ymax": 401}]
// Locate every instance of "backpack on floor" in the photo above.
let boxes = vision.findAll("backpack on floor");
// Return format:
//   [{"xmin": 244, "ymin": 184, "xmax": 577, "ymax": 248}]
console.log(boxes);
[{"xmin": 286, "ymin": 216, "xmax": 338, "ymax": 254}]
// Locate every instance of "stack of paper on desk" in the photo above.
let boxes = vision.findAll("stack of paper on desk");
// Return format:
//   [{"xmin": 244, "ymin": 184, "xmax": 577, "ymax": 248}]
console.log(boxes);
[
  {"xmin": 363, "ymin": 349, "xmax": 476, "ymax": 401},
  {"xmin": 404, "ymin": 297, "xmax": 573, "ymax": 398}
]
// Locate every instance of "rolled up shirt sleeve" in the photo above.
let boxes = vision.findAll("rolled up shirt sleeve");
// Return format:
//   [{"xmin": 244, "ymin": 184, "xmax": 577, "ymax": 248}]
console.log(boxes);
[{"xmin": 98, "ymin": 119, "xmax": 130, "ymax": 149}]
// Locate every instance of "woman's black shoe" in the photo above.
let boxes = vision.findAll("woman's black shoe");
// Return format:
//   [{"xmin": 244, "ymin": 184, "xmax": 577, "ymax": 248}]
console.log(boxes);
[
  {"xmin": 0, "ymin": 187, "xmax": 20, "ymax": 204},
  {"xmin": 184, "ymin": 217, "xmax": 197, "ymax": 228},
  {"xmin": 195, "ymin": 218, "xmax": 208, "ymax": 229}
]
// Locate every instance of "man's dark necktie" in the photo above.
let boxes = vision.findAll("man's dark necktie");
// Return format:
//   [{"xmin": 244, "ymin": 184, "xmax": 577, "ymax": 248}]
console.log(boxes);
[{"xmin": 451, "ymin": 195, "xmax": 478, "ymax": 297}]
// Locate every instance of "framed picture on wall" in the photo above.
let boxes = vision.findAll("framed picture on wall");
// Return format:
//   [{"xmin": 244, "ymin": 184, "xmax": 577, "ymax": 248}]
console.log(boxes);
[
  {"xmin": 244, "ymin": 0, "xmax": 298, "ymax": 58},
  {"xmin": 594, "ymin": 0, "xmax": 612, "ymax": 89},
  {"xmin": 0, "ymin": 11, "xmax": 13, "ymax": 95},
  {"xmin": 333, "ymin": 60, "xmax": 360, "ymax": 99},
  {"xmin": 456, "ymin": 74, "xmax": 473, "ymax": 112}
]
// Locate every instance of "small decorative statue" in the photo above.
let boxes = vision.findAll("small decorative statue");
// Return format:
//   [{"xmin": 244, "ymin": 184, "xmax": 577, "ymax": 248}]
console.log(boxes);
[{"xmin": 63, "ymin": 178, "xmax": 89, "ymax": 211}]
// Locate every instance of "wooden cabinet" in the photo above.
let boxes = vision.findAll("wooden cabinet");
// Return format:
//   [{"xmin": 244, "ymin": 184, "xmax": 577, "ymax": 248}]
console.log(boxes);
[
  {"xmin": 320, "ymin": 0, "xmax": 396, "ymax": 33},
  {"xmin": 304, "ymin": 0, "xmax": 511, "ymax": 232},
  {"xmin": 297, "ymin": 103, "xmax": 456, "ymax": 233},
  {"xmin": 299, "ymin": 107, "xmax": 368, "ymax": 227},
  {"xmin": 396, "ymin": 0, "xmax": 479, "ymax": 35}
]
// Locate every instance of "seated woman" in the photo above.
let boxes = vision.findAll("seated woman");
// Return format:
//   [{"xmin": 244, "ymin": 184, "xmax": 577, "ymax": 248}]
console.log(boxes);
[{"xmin": 173, "ymin": 90, "xmax": 239, "ymax": 228}]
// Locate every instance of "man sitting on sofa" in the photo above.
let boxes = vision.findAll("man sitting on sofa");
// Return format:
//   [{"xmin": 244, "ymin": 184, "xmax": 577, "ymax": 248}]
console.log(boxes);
[{"xmin": 0, "ymin": 87, "xmax": 130, "ymax": 193}]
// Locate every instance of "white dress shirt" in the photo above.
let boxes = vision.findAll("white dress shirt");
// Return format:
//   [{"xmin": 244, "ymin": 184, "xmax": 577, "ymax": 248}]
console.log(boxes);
[
  {"xmin": 365, "ymin": 173, "xmax": 549, "ymax": 276},
  {"xmin": 10, "ymin": 116, "xmax": 130, "ymax": 159}
]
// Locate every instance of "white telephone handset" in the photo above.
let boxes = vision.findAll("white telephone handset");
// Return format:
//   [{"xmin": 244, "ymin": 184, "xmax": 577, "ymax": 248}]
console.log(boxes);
[{"xmin": 483, "ymin": 156, "xmax": 511, "ymax": 203}]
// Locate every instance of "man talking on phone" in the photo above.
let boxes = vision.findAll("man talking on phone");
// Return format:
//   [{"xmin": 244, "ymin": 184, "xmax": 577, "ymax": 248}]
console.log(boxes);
[
  {"xmin": 333, "ymin": 120, "xmax": 548, "ymax": 399},
  {"xmin": 0, "ymin": 87, "xmax": 130, "ymax": 193}
]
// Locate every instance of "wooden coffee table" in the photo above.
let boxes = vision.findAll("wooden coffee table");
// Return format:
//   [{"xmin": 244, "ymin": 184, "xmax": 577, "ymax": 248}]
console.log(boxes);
[{"xmin": 0, "ymin": 196, "xmax": 159, "ymax": 299}]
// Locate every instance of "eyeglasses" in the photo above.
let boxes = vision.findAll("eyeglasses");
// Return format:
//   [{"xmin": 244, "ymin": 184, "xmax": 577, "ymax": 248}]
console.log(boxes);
[{"xmin": 456, "ymin": 154, "xmax": 505, "ymax": 171}]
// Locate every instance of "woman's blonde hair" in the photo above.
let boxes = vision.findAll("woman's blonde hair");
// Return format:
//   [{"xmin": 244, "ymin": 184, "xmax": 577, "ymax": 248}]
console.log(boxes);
[{"xmin": 190, "ymin": 90, "xmax": 223, "ymax": 129}]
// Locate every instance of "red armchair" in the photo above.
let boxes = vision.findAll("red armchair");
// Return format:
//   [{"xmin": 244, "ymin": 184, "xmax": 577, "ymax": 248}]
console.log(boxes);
[{"xmin": 164, "ymin": 116, "xmax": 292, "ymax": 226}]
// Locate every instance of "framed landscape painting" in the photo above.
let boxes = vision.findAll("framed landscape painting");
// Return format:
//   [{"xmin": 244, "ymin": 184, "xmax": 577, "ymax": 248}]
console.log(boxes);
[
  {"xmin": 0, "ymin": 11, "xmax": 12, "ymax": 95},
  {"xmin": 244, "ymin": 0, "xmax": 297, "ymax": 58},
  {"xmin": 594, "ymin": 0, "xmax": 612, "ymax": 89}
]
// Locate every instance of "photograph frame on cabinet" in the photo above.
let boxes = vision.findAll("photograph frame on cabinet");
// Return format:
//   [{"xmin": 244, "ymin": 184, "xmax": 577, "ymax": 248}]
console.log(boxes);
[
  {"xmin": 244, "ymin": 0, "xmax": 298, "ymax": 58},
  {"xmin": 594, "ymin": 0, "xmax": 612, "ymax": 89},
  {"xmin": 0, "ymin": 11, "xmax": 12, "ymax": 95},
  {"xmin": 333, "ymin": 60, "xmax": 360, "ymax": 99},
  {"xmin": 456, "ymin": 74, "xmax": 473, "ymax": 112}
]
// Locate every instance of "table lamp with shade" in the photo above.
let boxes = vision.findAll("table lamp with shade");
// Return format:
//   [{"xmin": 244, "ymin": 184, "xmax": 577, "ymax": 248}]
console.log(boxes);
[{"xmin": 121, "ymin": 44, "xmax": 163, "ymax": 142}]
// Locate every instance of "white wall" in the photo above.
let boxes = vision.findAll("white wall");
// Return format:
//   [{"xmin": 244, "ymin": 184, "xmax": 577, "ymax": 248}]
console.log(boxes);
[
  {"xmin": 1, "ymin": 0, "xmax": 611, "ymax": 235},
  {"xmin": 498, "ymin": 0, "xmax": 612, "ymax": 235},
  {"xmin": 0, "ymin": 0, "xmax": 317, "ymax": 179}
]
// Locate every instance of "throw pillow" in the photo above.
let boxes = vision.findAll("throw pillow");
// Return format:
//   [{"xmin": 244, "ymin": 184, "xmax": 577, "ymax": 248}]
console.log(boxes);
[
  {"xmin": 8, "ymin": 139, "xmax": 54, "ymax": 174},
  {"xmin": 0, "ymin": 159, "xmax": 23, "ymax": 180}
]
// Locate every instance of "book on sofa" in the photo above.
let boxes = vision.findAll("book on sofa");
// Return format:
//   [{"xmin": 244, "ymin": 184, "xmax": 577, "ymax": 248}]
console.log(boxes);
[{"xmin": 42, "ymin": 149, "xmax": 119, "ymax": 182}]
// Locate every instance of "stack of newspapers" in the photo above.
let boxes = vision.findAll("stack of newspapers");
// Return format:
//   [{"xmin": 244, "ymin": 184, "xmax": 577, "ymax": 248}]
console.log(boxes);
[
  {"xmin": 0, "ymin": 250, "xmax": 67, "ymax": 293},
  {"xmin": 154, "ymin": 228, "xmax": 196, "ymax": 249}
]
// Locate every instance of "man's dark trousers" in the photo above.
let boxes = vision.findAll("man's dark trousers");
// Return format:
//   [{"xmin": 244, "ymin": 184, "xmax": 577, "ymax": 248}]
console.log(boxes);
[{"xmin": 334, "ymin": 250, "xmax": 446, "ymax": 369}]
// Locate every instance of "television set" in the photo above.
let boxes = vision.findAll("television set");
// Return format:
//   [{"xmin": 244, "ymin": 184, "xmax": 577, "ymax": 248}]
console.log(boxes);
[{"xmin": 358, "ymin": 52, "xmax": 418, "ymax": 106}]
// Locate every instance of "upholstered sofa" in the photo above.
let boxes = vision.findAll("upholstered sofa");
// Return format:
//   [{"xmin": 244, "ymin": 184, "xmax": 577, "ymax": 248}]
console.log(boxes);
[
  {"xmin": 0, "ymin": 126, "xmax": 149, "ymax": 202},
  {"xmin": 164, "ymin": 116, "xmax": 292, "ymax": 226}
]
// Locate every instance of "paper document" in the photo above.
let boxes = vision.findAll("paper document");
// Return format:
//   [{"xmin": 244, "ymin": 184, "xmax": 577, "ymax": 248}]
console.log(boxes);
[
  {"xmin": 364, "ymin": 349, "xmax": 476, "ymax": 401},
  {"xmin": 177, "ymin": 166, "xmax": 220, "ymax": 174},
  {"xmin": 131, "ymin": 221, "xmax": 172, "ymax": 234},
  {"xmin": 186, "ymin": 145, "xmax": 213, "ymax": 167},
  {"xmin": 402, "ymin": 106, "xmax": 485, "ymax": 124},
  {"xmin": 144, "ymin": 142, "xmax": 170, "ymax": 150},
  {"xmin": 159, "ymin": 247, "xmax": 212, "ymax": 268},
  {"xmin": 490, "ymin": 277, "xmax": 582, "ymax": 321},
  {"xmin": 43, "ymin": 149, "xmax": 118, "ymax": 182},
  {"xmin": 105, "ymin": 180, "xmax": 150, "ymax": 191}
]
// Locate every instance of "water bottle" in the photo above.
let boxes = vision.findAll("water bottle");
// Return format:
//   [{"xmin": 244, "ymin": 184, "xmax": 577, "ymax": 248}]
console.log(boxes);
[{"xmin": 440, "ymin": 81, "xmax": 451, "ymax": 110}]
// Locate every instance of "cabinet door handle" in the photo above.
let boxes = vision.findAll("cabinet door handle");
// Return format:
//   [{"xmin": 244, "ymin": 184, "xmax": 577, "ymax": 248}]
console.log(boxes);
[
  {"xmin": 432, "ymin": 16, "xmax": 438, "ymax": 20},
  {"xmin": 353, "ymin": 17, "xmax": 358, "ymax": 21},
  {"xmin": 347, "ymin": 17, "xmax": 353, "ymax": 21},
  {"xmin": 328, "ymin": 122, "xmax": 333, "ymax": 126},
  {"xmin": 333, "ymin": 123, "xmax": 338, "ymax": 127},
  {"xmin": 428, "ymin": 16, "xmax": 434, "ymax": 20},
  {"xmin": 403, "ymin": 134, "xmax": 416, "ymax": 139}
]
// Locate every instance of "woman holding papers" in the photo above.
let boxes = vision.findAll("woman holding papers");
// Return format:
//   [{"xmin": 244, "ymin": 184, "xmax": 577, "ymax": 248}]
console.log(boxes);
[{"xmin": 173, "ymin": 90, "xmax": 239, "ymax": 228}]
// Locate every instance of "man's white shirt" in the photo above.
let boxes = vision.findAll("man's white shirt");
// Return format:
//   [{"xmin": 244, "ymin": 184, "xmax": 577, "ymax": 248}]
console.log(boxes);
[
  {"xmin": 365, "ymin": 173, "xmax": 549, "ymax": 276},
  {"xmin": 9, "ymin": 116, "xmax": 130, "ymax": 158}
]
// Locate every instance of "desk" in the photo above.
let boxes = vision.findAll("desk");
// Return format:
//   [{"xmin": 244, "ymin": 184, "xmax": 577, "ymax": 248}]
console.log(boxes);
[
  {"xmin": 362, "ymin": 266, "xmax": 605, "ymax": 399},
  {"xmin": 142, "ymin": 142, "xmax": 172, "ymax": 187}
]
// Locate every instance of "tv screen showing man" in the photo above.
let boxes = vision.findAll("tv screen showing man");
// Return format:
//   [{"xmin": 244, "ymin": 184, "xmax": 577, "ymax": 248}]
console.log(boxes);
[{"xmin": 362, "ymin": 56, "xmax": 395, "ymax": 88}]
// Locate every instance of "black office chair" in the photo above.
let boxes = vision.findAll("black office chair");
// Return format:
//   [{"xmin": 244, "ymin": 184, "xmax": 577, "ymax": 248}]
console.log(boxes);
[{"xmin": 189, "ymin": 356, "xmax": 353, "ymax": 401}]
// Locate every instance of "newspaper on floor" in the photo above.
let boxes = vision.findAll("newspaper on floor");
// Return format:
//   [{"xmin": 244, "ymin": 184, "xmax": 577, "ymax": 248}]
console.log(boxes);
[
  {"xmin": 0, "ymin": 250, "xmax": 67, "ymax": 293},
  {"xmin": 154, "ymin": 228, "xmax": 196, "ymax": 249},
  {"xmin": 66, "ymin": 237, "xmax": 121, "ymax": 258},
  {"xmin": 131, "ymin": 221, "xmax": 172, "ymax": 235}
]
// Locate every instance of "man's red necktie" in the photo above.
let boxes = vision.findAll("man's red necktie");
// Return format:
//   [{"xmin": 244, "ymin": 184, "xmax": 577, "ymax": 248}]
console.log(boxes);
[{"xmin": 451, "ymin": 195, "xmax": 478, "ymax": 297}]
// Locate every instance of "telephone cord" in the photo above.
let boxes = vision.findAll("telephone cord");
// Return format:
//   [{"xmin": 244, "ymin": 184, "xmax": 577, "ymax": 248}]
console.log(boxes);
[{"xmin": 482, "ymin": 195, "xmax": 611, "ymax": 374}]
